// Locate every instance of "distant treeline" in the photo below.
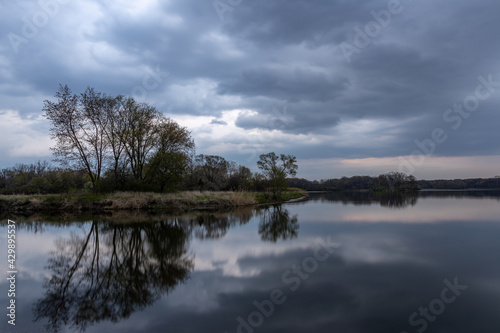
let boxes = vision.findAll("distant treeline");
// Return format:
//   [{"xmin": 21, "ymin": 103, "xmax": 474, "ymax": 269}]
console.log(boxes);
[
  {"xmin": 418, "ymin": 177, "xmax": 500, "ymax": 189},
  {"xmin": 289, "ymin": 172, "xmax": 419, "ymax": 191},
  {"xmin": 289, "ymin": 175, "xmax": 500, "ymax": 191}
]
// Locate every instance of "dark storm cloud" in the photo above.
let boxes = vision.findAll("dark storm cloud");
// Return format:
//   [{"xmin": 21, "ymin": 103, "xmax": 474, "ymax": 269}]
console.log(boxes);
[
  {"xmin": 234, "ymin": 104, "xmax": 342, "ymax": 134},
  {"xmin": 222, "ymin": 0, "xmax": 500, "ymax": 159},
  {"xmin": 217, "ymin": 66, "xmax": 349, "ymax": 102},
  {"xmin": 221, "ymin": 0, "xmax": 375, "ymax": 47}
]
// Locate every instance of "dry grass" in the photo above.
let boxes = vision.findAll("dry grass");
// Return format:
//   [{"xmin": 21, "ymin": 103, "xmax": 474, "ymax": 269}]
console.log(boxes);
[{"xmin": 105, "ymin": 191, "xmax": 257, "ymax": 210}]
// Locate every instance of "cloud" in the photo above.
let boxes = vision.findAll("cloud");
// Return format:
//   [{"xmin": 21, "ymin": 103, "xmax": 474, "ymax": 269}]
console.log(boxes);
[
  {"xmin": 217, "ymin": 66, "xmax": 349, "ymax": 102},
  {"xmin": 0, "ymin": 110, "xmax": 52, "ymax": 164},
  {"xmin": 221, "ymin": 0, "xmax": 371, "ymax": 47}
]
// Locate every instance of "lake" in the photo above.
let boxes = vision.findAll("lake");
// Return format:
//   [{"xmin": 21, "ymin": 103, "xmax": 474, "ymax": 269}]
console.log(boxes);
[{"xmin": 1, "ymin": 191, "xmax": 500, "ymax": 333}]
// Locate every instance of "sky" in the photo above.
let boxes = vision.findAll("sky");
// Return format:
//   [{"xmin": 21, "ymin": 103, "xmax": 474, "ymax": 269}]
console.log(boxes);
[{"xmin": 1, "ymin": 0, "xmax": 500, "ymax": 180}]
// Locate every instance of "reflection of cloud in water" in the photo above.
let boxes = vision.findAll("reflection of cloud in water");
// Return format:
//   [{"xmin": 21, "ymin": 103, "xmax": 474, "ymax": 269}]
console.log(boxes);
[
  {"xmin": 333, "ymin": 233, "xmax": 435, "ymax": 266},
  {"xmin": 340, "ymin": 198, "xmax": 500, "ymax": 223},
  {"xmin": 158, "ymin": 220, "xmax": 500, "ymax": 333}
]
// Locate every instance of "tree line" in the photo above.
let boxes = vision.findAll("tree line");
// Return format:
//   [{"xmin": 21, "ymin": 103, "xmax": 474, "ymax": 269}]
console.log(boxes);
[
  {"xmin": 418, "ymin": 177, "xmax": 500, "ymax": 190},
  {"xmin": 1, "ymin": 85, "xmax": 298, "ymax": 198},
  {"xmin": 0, "ymin": 154, "xmax": 297, "ymax": 197},
  {"xmin": 289, "ymin": 172, "xmax": 419, "ymax": 191},
  {"xmin": 289, "ymin": 174, "xmax": 500, "ymax": 191}
]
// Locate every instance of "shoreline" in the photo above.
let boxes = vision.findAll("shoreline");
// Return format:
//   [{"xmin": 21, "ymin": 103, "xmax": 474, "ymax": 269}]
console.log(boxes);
[{"xmin": 0, "ymin": 189, "xmax": 308, "ymax": 216}]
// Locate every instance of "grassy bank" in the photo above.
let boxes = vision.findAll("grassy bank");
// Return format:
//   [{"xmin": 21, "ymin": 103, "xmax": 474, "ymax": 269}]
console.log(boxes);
[{"xmin": 0, "ymin": 189, "xmax": 307, "ymax": 215}]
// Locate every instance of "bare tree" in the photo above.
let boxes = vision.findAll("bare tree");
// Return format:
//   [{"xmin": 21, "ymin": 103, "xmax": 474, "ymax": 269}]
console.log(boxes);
[
  {"xmin": 102, "ymin": 95, "xmax": 128, "ymax": 185},
  {"xmin": 80, "ymin": 87, "xmax": 109, "ymax": 190},
  {"xmin": 44, "ymin": 85, "xmax": 107, "ymax": 191}
]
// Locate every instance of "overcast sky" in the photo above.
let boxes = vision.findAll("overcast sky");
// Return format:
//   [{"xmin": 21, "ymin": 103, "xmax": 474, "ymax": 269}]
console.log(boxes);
[{"xmin": 1, "ymin": 0, "xmax": 499, "ymax": 180}]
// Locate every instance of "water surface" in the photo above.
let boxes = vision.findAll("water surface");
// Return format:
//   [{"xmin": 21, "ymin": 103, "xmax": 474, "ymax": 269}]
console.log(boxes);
[{"xmin": 1, "ymin": 191, "xmax": 499, "ymax": 333}]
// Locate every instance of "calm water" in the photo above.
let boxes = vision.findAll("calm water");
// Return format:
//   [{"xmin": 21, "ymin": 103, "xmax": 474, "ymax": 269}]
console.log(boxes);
[{"xmin": 1, "ymin": 191, "xmax": 500, "ymax": 333}]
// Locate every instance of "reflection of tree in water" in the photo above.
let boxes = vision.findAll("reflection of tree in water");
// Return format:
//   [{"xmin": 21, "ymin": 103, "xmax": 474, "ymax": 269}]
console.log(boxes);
[
  {"xmin": 192, "ymin": 207, "xmax": 254, "ymax": 239},
  {"xmin": 418, "ymin": 190, "xmax": 500, "ymax": 200},
  {"xmin": 33, "ymin": 220, "xmax": 194, "ymax": 332},
  {"xmin": 32, "ymin": 209, "xmax": 256, "ymax": 331},
  {"xmin": 306, "ymin": 191, "xmax": 419, "ymax": 209},
  {"xmin": 257, "ymin": 205, "xmax": 299, "ymax": 242},
  {"xmin": 379, "ymin": 191, "xmax": 418, "ymax": 209}
]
